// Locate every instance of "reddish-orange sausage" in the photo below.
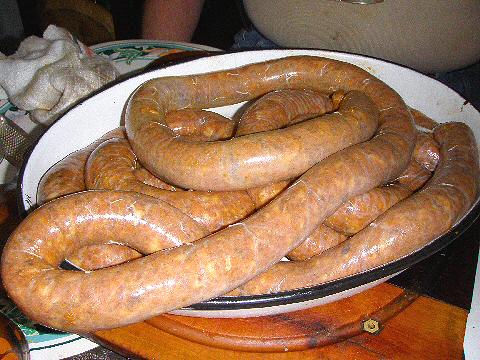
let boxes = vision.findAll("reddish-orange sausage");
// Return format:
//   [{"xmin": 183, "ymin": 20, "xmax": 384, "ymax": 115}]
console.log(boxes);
[
  {"xmin": 165, "ymin": 109, "xmax": 236, "ymax": 141},
  {"xmin": 78, "ymin": 90, "xmax": 332, "ymax": 268},
  {"xmin": 287, "ymin": 224, "xmax": 347, "ymax": 261},
  {"xmin": 86, "ymin": 137, "xmax": 255, "ymax": 232},
  {"xmin": 37, "ymin": 127, "xmax": 125, "ymax": 205},
  {"xmin": 413, "ymin": 132, "xmax": 440, "ymax": 171},
  {"xmin": 325, "ymin": 159, "xmax": 432, "ymax": 236},
  {"xmin": 2, "ymin": 57, "xmax": 415, "ymax": 333},
  {"xmin": 80, "ymin": 90, "xmax": 361, "ymax": 266},
  {"xmin": 230, "ymin": 122, "xmax": 479, "ymax": 295},
  {"xmin": 69, "ymin": 90, "xmax": 333, "ymax": 269},
  {"xmin": 410, "ymin": 108, "xmax": 439, "ymax": 130},
  {"xmin": 126, "ymin": 56, "xmax": 415, "ymax": 191},
  {"xmin": 236, "ymin": 89, "xmax": 334, "ymax": 136}
]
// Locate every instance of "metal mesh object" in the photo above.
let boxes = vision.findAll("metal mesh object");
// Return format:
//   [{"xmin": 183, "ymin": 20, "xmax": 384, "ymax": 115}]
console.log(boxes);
[{"xmin": 0, "ymin": 115, "xmax": 34, "ymax": 168}]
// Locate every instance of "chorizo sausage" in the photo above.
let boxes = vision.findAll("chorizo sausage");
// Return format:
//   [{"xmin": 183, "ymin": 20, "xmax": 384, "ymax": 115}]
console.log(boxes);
[
  {"xmin": 236, "ymin": 89, "xmax": 334, "ymax": 136},
  {"xmin": 70, "ymin": 90, "xmax": 332, "ymax": 269},
  {"xmin": 78, "ymin": 90, "xmax": 333, "ymax": 267},
  {"xmin": 85, "ymin": 137, "xmax": 255, "ymax": 232},
  {"xmin": 126, "ymin": 56, "xmax": 415, "ymax": 191},
  {"xmin": 37, "ymin": 109, "xmax": 236, "ymax": 205},
  {"xmin": 287, "ymin": 224, "xmax": 347, "ymax": 261},
  {"xmin": 230, "ymin": 122, "xmax": 479, "ymax": 295},
  {"xmin": 80, "ymin": 90, "xmax": 369, "ymax": 264},
  {"xmin": 410, "ymin": 107, "xmax": 439, "ymax": 130},
  {"xmin": 2, "ymin": 57, "xmax": 415, "ymax": 333},
  {"xmin": 37, "ymin": 127, "xmax": 125, "ymax": 205},
  {"xmin": 413, "ymin": 132, "xmax": 440, "ymax": 171}
]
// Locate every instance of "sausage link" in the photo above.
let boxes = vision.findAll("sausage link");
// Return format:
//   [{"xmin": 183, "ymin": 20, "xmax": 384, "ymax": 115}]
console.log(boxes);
[
  {"xmin": 126, "ymin": 56, "xmax": 415, "ymax": 191},
  {"xmin": 165, "ymin": 109, "xmax": 236, "ymax": 141},
  {"xmin": 37, "ymin": 127, "xmax": 125, "ymax": 205},
  {"xmin": 77, "ymin": 89, "xmax": 332, "ymax": 269},
  {"xmin": 86, "ymin": 137, "xmax": 255, "ymax": 232},
  {"xmin": 236, "ymin": 89, "xmax": 334, "ymax": 136},
  {"xmin": 413, "ymin": 132, "xmax": 440, "ymax": 171},
  {"xmin": 79, "ymin": 90, "xmax": 332, "ymax": 268},
  {"xmin": 2, "ymin": 58, "xmax": 415, "ymax": 333},
  {"xmin": 324, "ymin": 150, "xmax": 433, "ymax": 236},
  {"xmin": 230, "ymin": 122, "xmax": 479, "ymax": 295},
  {"xmin": 287, "ymin": 224, "xmax": 347, "ymax": 261},
  {"xmin": 66, "ymin": 244, "xmax": 142, "ymax": 271},
  {"xmin": 133, "ymin": 167, "xmax": 178, "ymax": 191},
  {"xmin": 410, "ymin": 107, "xmax": 439, "ymax": 130}
]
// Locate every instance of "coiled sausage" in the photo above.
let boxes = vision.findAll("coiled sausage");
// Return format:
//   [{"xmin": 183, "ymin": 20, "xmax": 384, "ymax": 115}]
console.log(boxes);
[{"xmin": 2, "ymin": 56, "xmax": 418, "ymax": 333}]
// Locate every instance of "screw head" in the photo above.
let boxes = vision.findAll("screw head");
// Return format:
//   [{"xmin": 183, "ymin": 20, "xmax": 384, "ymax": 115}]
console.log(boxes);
[{"xmin": 363, "ymin": 319, "xmax": 380, "ymax": 334}]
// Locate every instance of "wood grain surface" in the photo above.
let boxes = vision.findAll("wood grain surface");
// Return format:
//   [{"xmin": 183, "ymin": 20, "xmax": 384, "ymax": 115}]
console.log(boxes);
[{"xmin": 93, "ymin": 283, "xmax": 467, "ymax": 359}]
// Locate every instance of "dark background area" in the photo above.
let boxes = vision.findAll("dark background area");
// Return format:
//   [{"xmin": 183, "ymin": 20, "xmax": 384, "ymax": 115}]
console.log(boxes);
[{"xmin": 4, "ymin": 0, "xmax": 244, "ymax": 54}]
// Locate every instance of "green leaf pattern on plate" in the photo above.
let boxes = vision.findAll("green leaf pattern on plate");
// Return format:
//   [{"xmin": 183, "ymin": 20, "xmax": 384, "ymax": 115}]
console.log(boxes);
[{"xmin": 0, "ymin": 297, "xmax": 39, "ymax": 336}]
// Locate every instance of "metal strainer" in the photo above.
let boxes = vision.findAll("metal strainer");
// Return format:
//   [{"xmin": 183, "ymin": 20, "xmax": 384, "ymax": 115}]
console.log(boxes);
[{"xmin": 0, "ymin": 115, "xmax": 34, "ymax": 168}]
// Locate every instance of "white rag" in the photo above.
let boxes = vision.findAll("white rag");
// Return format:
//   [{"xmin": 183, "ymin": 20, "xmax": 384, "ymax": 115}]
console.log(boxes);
[{"xmin": 0, "ymin": 25, "xmax": 118, "ymax": 125}]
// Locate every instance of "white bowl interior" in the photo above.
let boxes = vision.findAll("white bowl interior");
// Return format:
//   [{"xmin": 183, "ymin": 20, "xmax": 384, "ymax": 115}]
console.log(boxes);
[{"xmin": 20, "ymin": 50, "xmax": 480, "ymax": 317}]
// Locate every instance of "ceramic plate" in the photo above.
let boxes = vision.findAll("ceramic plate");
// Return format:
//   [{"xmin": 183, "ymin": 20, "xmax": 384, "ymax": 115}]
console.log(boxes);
[{"xmin": 19, "ymin": 49, "xmax": 480, "ymax": 318}]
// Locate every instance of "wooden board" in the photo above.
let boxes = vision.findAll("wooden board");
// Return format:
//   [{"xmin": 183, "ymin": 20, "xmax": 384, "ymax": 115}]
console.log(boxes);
[{"xmin": 93, "ymin": 283, "xmax": 467, "ymax": 359}]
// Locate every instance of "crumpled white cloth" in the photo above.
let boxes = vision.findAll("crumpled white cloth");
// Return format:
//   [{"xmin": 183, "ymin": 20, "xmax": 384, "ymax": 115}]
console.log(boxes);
[{"xmin": 0, "ymin": 25, "xmax": 118, "ymax": 125}]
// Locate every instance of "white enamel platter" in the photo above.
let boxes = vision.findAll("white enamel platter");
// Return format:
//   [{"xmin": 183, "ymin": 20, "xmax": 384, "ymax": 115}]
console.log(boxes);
[{"xmin": 19, "ymin": 49, "xmax": 480, "ymax": 318}]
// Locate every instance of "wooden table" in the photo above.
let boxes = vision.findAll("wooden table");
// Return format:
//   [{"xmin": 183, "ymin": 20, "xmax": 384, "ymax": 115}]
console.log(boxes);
[{"xmin": 0, "ymin": 184, "xmax": 474, "ymax": 359}]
